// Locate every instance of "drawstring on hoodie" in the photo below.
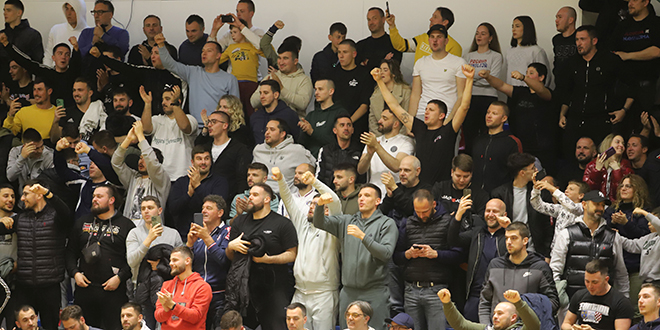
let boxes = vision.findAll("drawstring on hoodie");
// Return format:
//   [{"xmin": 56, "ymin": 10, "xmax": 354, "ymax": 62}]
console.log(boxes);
[{"xmin": 173, "ymin": 277, "xmax": 189, "ymax": 296}]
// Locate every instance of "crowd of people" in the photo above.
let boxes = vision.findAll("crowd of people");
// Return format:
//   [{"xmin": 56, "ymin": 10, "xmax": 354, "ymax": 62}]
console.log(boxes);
[{"xmin": 0, "ymin": 0, "xmax": 660, "ymax": 330}]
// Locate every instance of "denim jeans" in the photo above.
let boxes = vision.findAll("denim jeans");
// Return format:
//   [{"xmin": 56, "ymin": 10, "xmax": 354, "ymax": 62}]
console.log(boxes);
[{"xmin": 404, "ymin": 282, "xmax": 447, "ymax": 330}]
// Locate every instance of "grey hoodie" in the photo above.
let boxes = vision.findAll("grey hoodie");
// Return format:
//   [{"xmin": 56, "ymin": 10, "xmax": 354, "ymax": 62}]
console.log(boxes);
[
  {"xmin": 621, "ymin": 213, "xmax": 660, "ymax": 282},
  {"xmin": 252, "ymin": 135, "xmax": 315, "ymax": 194},
  {"xmin": 314, "ymin": 206, "xmax": 398, "ymax": 289}
]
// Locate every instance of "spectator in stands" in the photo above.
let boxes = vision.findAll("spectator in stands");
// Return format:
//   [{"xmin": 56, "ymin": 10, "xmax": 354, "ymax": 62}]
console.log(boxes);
[
  {"xmin": 44, "ymin": 0, "xmax": 87, "ymax": 67},
  {"xmin": 66, "ymin": 78, "xmax": 104, "ymax": 141},
  {"xmin": 463, "ymin": 23, "xmax": 503, "ymax": 152},
  {"xmin": 562, "ymin": 260, "xmax": 634, "ymax": 330},
  {"xmin": 620, "ymin": 208, "xmax": 660, "ymax": 285},
  {"xmin": 505, "ymin": 16, "xmax": 552, "ymax": 88},
  {"xmin": 344, "ymin": 301, "xmax": 376, "ymax": 330},
  {"xmin": 120, "ymin": 302, "xmax": 148, "ymax": 330},
  {"xmin": 168, "ymin": 145, "xmax": 229, "ymax": 238},
  {"xmin": 66, "ymin": 185, "xmax": 135, "ymax": 330},
  {"xmin": 3, "ymin": 77, "xmax": 58, "ymax": 140},
  {"xmin": 60, "ymin": 305, "xmax": 102, "ymax": 330},
  {"xmin": 583, "ymin": 134, "xmax": 634, "ymax": 201},
  {"xmin": 369, "ymin": 59, "xmax": 410, "ymax": 136},
  {"xmin": 310, "ymin": 22, "xmax": 346, "ymax": 83},
  {"xmin": 449, "ymin": 198, "xmax": 508, "ymax": 322},
  {"xmin": 105, "ymin": 87, "xmax": 139, "ymax": 141},
  {"xmin": 627, "ymin": 135, "xmax": 649, "ymax": 172},
  {"xmin": 214, "ymin": 94, "xmax": 253, "ymax": 147},
  {"xmin": 211, "ymin": 0, "xmax": 265, "ymax": 52},
  {"xmin": 393, "ymin": 188, "xmax": 461, "ymax": 330},
  {"xmin": 197, "ymin": 110, "xmax": 252, "ymax": 199},
  {"xmin": 252, "ymin": 118, "xmax": 315, "ymax": 194},
  {"xmin": 631, "ymin": 283, "xmax": 660, "ymax": 330},
  {"xmin": 156, "ymin": 32, "xmax": 239, "ymax": 126},
  {"xmin": 316, "ymin": 115, "xmax": 362, "ymax": 187},
  {"xmin": 0, "ymin": 33, "xmax": 80, "ymax": 109},
  {"xmin": 558, "ymin": 137, "xmax": 598, "ymax": 190},
  {"xmin": 438, "ymin": 288, "xmax": 540, "ymax": 330},
  {"xmin": 251, "ymin": 80, "xmax": 301, "ymax": 144},
  {"xmin": 356, "ymin": 7, "xmax": 402, "ymax": 71},
  {"xmin": 314, "ymin": 183, "xmax": 397, "ymax": 330},
  {"xmin": 278, "ymin": 163, "xmax": 317, "ymax": 217},
  {"xmin": 226, "ymin": 183, "xmax": 298, "ymax": 330},
  {"xmin": 552, "ymin": 7, "xmax": 577, "ymax": 89},
  {"xmin": 286, "ymin": 303, "xmax": 309, "ymax": 330},
  {"xmin": 333, "ymin": 163, "xmax": 361, "ymax": 215},
  {"xmin": 331, "ymin": 39, "xmax": 374, "ymax": 135},
  {"xmin": 274, "ymin": 168, "xmax": 341, "ymax": 330},
  {"xmin": 550, "ymin": 190, "xmax": 630, "ymax": 298},
  {"xmin": 186, "ymin": 195, "xmax": 230, "ymax": 330},
  {"xmin": 14, "ymin": 306, "xmax": 41, "ymax": 330},
  {"xmin": 78, "ymin": 0, "xmax": 129, "ymax": 59},
  {"xmin": 249, "ymin": 40, "xmax": 313, "ymax": 118},
  {"xmin": 432, "ymin": 154, "xmax": 489, "ymax": 219},
  {"xmin": 94, "ymin": 46, "xmax": 129, "ymax": 113},
  {"xmin": 155, "ymin": 246, "xmax": 212, "ymax": 330},
  {"xmin": 0, "ymin": 181, "xmax": 69, "ymax": 330},
  {"xmin": 491, "ymin": 153, "xmax": 553, "ymax": 258},
  {"xmin": 129, "ymin": 15, "xmax": 177, "ymax": 66},
  {"xmin": 386, "ymin": 6, "xmax": 462, "ymax": 63},
  {"xmin": 83, "ymin": 130, "xmax": 121, "ymax": 186},
  {"xmin": 257, "ymin": 21, "xmax": 301, "ymax": 69},
  {"xmin": 3, "ymin": 60, "xmax": 32, "ymax": 109},
  {"xmin": 229, "ymin": 162, "xmax": 280, "ymax": 221},
  {"xmin": 480, "ymin": 64, "xmax": 556, "ymax": 172},
  {"xmin": 179, "ymin": 15, "xmax": 207, "ymax": 66},
  {"xmin": 0, "ymin": 0, "xmax": 43, "ymax": 63},
  {"xmin": 0, "ymin": 184, "xmax": 15, "ymax": 327},
  {"xmin": 380, "ymin": 155, "xmax": 432, "ymax": 222},
  {"xmin": 299, "ymin": 79, "xmax": 348, "ymax": 156},
  {"xmin": 126, "ymin": 196, "xmax": 183, "ymax": 330},
  {"xmin": 7, "ymin": 128, "xmax": 53, "ymax": 189},
  {"xmin": 111, "ymin": 121, "xmax": 170, "ymax": 220},
  {"xmin": 218, "ymin": 310, "xmax": 244, "ymax": 330},
  {"xmin": 141, "ymin": 85, "xmax": 198, "ymax": 181},
  {"xmin": 479, "ymin": 222, "xmax": 558, "ymax": 323}
]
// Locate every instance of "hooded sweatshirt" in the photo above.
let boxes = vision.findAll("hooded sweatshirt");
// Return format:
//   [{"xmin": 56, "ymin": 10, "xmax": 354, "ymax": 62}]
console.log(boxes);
[
  {"xmin": 250, "ymin": 67, "xmax": 313, "ymax": 117},
  {"xmin": 620, "ymin": 213, "xmax": 660, "ymax": 282},
  {"xmin": 250, "ymin": 100, "xmax": 302, "ymax": 144},
  {"xmin": 313, "ymin": 207, "xmax": 398, "ymax": 290},
  {"xmin": 631, "ymin": 317, "xmax": 660, "ymax": 330},
  {"xmin": 252, "ymin": 135, "xmax": 316, "ymax": 194},
  {"xmin": 154, "ymin": 272, "xmax": 212, "ymax": 330},
  {"xmin": 44, "ymin": 0, "xmax": 88, "ymax": 67}
]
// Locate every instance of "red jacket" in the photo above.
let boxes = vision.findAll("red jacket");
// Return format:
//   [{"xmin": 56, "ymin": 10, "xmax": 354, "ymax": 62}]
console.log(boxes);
[
  {"xmin": 582, "ymin": 158, "xmax": 634, "ymax": 201},
  {"xmin": 154, "ymin": 272, "xmax": 212, "ymax": 330}
]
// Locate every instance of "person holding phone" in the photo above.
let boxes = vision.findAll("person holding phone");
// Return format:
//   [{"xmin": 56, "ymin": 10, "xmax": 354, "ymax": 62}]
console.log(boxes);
[{"xmin": 583, "ymin": 134, "xmax": 633, "ymax": 201}]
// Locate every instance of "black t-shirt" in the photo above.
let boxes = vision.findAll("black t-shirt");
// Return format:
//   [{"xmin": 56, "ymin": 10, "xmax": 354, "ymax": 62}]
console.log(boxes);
[
  {"xmin": 509, "ymin": 86, "xmax": 556, "ymax": 154},
  {"xmin": 552, "ymin": 32, "xmax": 577, "ymax": 87},
  {"xmin": 412, "ymin": 117, "xmax": 457, "ymax": 183},
  {"xmin": 9, "ymin": 81, "xmax": 33, "ymax": 107},
  {"xmin": 569, "ymin": 288, "xmax": 634, "ymax": 330},
  {"xmin": 331, "ymin": 65, "xmax": 374, "ymax": 134},
  {"xmin": 229, "ymin": 211, "xmax": 298, "ymax": 277},
  {"xmin": 610, "ymin": 14, "xmax": 660, "ymax": 82},
  {"xmin": 356, "ymin": 33, "xmax": 403, "ymax": 71}
]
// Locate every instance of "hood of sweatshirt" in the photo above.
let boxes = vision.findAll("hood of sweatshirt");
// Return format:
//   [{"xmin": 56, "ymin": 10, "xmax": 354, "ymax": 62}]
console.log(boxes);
[
  {"xmin": 63, "ymin": 0, "xmax": 88, "ymax": 31},
  {"xmin": 502, "ymin": 250, "xmax": 547, "ymax": 268},
  {"xmin": 170, "ymin": 272, "xmax": 206, "ymax": 297},
  {"xmin": 265, "ymin": 134, "xmax": 294, "ymax": 151},
  {"xmin": 636, "ymin": 317, "xmax": 660, "ymax": 330}
]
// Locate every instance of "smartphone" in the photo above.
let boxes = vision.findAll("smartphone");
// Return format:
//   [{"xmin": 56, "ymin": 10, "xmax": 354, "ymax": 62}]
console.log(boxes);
[
  {"xmin": 221, "ymin": 15, "xmax": 234, "ymax": 23},
  {"xmin": 386, "ymin": 1, "xmax": 390, "ymax": 16},
  {"xmin": 536, "ymin": 168, "xmax": 547, "ymax": 181},
  {"xmin": 603, "ymin": 146, "xmax": 616, "ymax": 160},
  {"xmin": 56, "ymin": 99, "xmax": 64, "ymax": 107},
  {"xmin": 193, "ymin": 213, "xmax": 204, "ymax": 226},
  {"xmin": 462, "ymin": 188, "xmax": 471, "ymax": 197},
  {"xmin": 412, "ymin": 245, "xmax": 422, "ymax": 249},
  {"xmin": 151, "ymin": 215, "xmax": 161, "ymax": 227}
]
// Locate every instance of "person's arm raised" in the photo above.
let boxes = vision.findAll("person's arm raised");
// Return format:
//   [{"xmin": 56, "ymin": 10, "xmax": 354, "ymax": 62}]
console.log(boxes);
[
  {"xmin": 451, "ymin": 65, "xmax": 474, "ymax": 132},
  {"xmin": 408, "ymin": 76, "xmax": 422, "ymax": 117},
  {"xmin": 515, "ymin": 71, "xmax": 552, "ymax": 101},
  {"xmin": 371, "ymin": 68, "xmax": 413, "ymax": 132},
  {"xmin": 479, "ymin": 69, "xmax": 513, "ymax": 98}
]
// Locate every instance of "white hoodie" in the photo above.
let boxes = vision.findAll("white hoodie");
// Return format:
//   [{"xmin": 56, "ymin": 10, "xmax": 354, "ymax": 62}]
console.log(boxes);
[{"xmin": 44, "ymin": 0, "xmax": 88, "ymax": 67}]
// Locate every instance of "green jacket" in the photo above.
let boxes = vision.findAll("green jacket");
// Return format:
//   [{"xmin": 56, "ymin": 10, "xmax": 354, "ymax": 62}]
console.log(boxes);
[
  {"xmin": 300, "ymin": 103, "xmax": 349, "ymax": 157},
  {"xmin": 443, "ymin": 300, "xmax": 540, "ymax": 330},
  {"xmin": 313, "ymin": 206, "xmax": 397, "ymax": 289}
]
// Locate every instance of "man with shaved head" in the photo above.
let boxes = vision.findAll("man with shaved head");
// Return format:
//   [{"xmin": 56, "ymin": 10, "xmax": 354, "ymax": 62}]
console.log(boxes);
[
  {"xmin": 380, "ymin": 156, "xmax": 432, "ymax": 223},
  {"xmin": 447, "ymin": 198, "xmax": 509, "ymax": 321},
  {"xmin": 552, "ymin": 6, "xmax": 577, "ymax": 88}
]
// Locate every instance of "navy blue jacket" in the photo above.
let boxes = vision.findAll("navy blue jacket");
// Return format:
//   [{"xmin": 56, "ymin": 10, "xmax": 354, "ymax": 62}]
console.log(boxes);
[{"xmin": 191, "ymin": 224, "xmax": 231, "ymax": 292}]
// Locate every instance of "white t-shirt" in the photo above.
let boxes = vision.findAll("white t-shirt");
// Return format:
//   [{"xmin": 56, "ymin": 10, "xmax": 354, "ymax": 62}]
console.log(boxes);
[
  {"xmin": 412, "ymin": 53, "xmax": 467, "ymax": 120},
  {"xmin": 211, "ymin": 138, "xmax": 231, "ymax": 162},
  {"xmin": 363, "ymin": 133, "xmax": 415, "ymax": 196},
  {"xmin": 149, "ymin": 115, "xmax": 199, "ymax": 181}
]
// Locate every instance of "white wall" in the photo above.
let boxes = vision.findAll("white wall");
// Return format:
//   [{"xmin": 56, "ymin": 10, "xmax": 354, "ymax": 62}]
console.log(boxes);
[{"xmin": 21, "ymin": 0, "xmax": 660, "ymax": 78}]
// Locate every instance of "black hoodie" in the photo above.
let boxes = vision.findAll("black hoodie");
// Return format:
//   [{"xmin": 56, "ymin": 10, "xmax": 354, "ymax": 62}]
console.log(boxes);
[{"xmin": 471, "ymin": 130, "xmax": 522, "ymax": 194}]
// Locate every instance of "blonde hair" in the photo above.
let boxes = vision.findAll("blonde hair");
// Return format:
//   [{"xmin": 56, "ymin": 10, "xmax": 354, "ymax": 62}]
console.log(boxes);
[
  {"xmin": 217, "ymin": 95, "xmax": 246, "ymax": 132},
  {"xmin": 598, "ymin": 134, "xmax": 623, "ymax": 154}
]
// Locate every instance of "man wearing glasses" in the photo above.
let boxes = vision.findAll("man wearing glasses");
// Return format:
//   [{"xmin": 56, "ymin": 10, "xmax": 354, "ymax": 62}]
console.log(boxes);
[
  {"xmin": 345, "ymin": 301, "xmax": 376, "ymax": 330},
  {"xmin": 78, "ymin": 0, "xmax": 129, "ymax": 60}
]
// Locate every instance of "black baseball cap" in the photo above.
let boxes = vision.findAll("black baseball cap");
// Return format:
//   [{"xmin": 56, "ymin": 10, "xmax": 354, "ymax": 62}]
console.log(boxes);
[
  {"xmin": 582, "ymin": 190, "xmax": 610, "ymax": 205},
  {"xmin": 427, "ymin": 24, "xmax": 448, "ymax": 37}
]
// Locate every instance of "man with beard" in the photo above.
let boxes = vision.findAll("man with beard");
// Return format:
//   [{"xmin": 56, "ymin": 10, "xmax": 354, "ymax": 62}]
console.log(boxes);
[
  {"xmin": 448, "ymin": 198, "xmax": 508, "ymax": 322},
  {"xmin": 230, "ymin": 162, "xmax": 280, "ymax": 221},
  {"xmin": 168, "ymin": 146, "xmax": 229, "ymax": 238},
  {"xmin": 274, "ymin": 167, "xmax": 341, "ymax": 330},
  {"xmin": 121, "ymin": 302, "xmax": 149, "ymax": 330},
  {"xmin": 60, "ymin": 305, "xmax": 103, "ymax": 330},
  {"xmin": 155, "ymin": 245, "xmax": 212, "ymax": 330},
  {"xmin": 0, "ymin": 181, "xmax": 70, "ymax": 330},
  {"xmin": 3, "ymin": 77, "xmax": 60, "ymax": 140},
  {"xmin": 558, "ymin": 137, "xmax": 598, "ymax": 190},
  {"xmin": 226, "ymin": 183, "xmax": 298, "ymax": 330},
  {"xmin": 106, "ymin": 88, "xmax": 140, "ymax": 142},
  {"xmin": 66, "ymin": 184, "xmax": 135, "ymax": 330},
  {"xmin": 357, "ymin": 109, "xmax": 413, "ymax": 197},
  {"xmin": 140, "ymin": 85, "xmax": 198, "ymax": 181},
  {"xmin": 186, "ymin": 195, "xmax": 231, "ymax": 330},
  {"xmin": 0, "ymin": 184, "xmax": 15, "ymax": 328},
  {"xmin": 60, "ymin": 78, "xmax": 105, "ymax": 142},
  {"xmin": 278, "ymin": 163, "xmax": 317, "ymax": 218},
  {"xmin": 112, "ymin": 121, "xmax": 170, "ymax": 221},
  {"xmin": 316, "ymin": 115, "xmax": 364, "ymax": 187},
  {"xmin": 333, "ymin": 163, "xmax": 361, "ymax": 215},
  {"xmin": 356, "ymin": 7, "xmax": 402, "ymax": 71}
]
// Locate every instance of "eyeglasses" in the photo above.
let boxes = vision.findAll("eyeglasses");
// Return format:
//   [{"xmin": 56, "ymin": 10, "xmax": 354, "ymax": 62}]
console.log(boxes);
[
  {"xmin": 91, "ymin": 10, "xmax": 110, "ymax": 15},
  {"xmin": 207, "ymin": 119, "xmax": 226, "ymax": 125},
  {"xmin": 345, "ymin": 313, "xmax": 363, "ymax": 319}
]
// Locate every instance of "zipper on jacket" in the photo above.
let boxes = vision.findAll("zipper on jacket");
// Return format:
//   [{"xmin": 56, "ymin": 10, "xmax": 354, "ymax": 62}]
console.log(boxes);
[{"xmin": 481, "ymin": 136, "xmax": 493, "ymax": 190}]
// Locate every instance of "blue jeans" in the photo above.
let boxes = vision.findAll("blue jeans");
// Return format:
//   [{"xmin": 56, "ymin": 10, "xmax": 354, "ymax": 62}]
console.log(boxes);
[{"xmin": 404, "ymin": 282, "xmax": 447, "ymax": 330}]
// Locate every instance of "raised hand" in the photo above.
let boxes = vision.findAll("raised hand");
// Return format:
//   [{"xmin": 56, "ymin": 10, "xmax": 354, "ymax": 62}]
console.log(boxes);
[
  {"xmin": 139, "ymin": 86, "xmax": 152, "ymax": 104},
  {"xmin": 271, "ymin": 167, "xmax": 283, "ymax": 181},
  {"xmin": 478, "ymin": 70, "xmax": 491, "ymax": 79},
  {"xmin": 497, "ymin": 215, "xmax": 511, "ymax": 228},
  {"xmin": 301, "ymin": 171, "xmax": 315, "ymax": 186},
  {"xmin": 317, "ymin": 193, "xmax": 334, "ymax": 206},
  {"xmin": 437, "ymin": 288, "xmax": 451, "ymax": 303},
  {"xmin": 74, "ymin": 142, "xmax": 91, "ymax": 154},
  {"xmin": 56, "ymin": 137, "xmax": 71, "ymax": 151},
  {"xmin": 503, "ymin": 290, "xmax": 521, "ymax": 303},
  {"xmin": 274, "ymin": 20, "xmax": 285, "ymax": 29},
  {"xmin": 154, "ymin": 33, "xmax": 165, "ymax": 47},
  {"xmin": 461, "ymin": 64, "xmax": 475, "ymax": 79},
  {"xmin": 370, "ymin": 68, "xmax": 382, "ymax": 82},
  {"xmin": 68, "ymin": 36, "xmax": 79, "ymax": 51},
  {"xmin": 510, "ymin": 71, "xmax": 525, "ymax": 81},
  {"xmin": 89, "ymin": 46, "xmax": 101, "ymax": 58}
]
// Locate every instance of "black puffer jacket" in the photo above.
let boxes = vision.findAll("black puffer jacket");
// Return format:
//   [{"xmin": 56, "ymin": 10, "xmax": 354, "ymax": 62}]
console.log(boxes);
[
  {"xmin": 134, "ymin": 243, "xmax": 174, "ymax": 306},
  {"xmin": 316, "ymin": 139, "xmax": 363, "ymax": 187},
  {"xmin": 224, "ymin": 235, "xmax": 267, "ymax": 316},
  {"xmin": 0, "ymin": 19, "xmax": 43, "ymax": 63}
]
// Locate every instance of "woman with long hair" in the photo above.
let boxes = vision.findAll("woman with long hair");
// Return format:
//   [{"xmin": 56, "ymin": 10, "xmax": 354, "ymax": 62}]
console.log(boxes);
[
  {"xmin": 216, "ymin": 94, "xmax": 254, "ymax": 147},
  {"xmin": 369, "ymin": 59, "xmax": 411, "ymax": 136},
  {"xmin": 583, "ymin": 134, "xmax": 634, "ymax": 201},
  {"xmin": 463, "ymin": 22, "xmax": 503, "ymax": 151},
  {"xmin": 505, "ymin": 16, "xmax": 552, "ymax": 87}
]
